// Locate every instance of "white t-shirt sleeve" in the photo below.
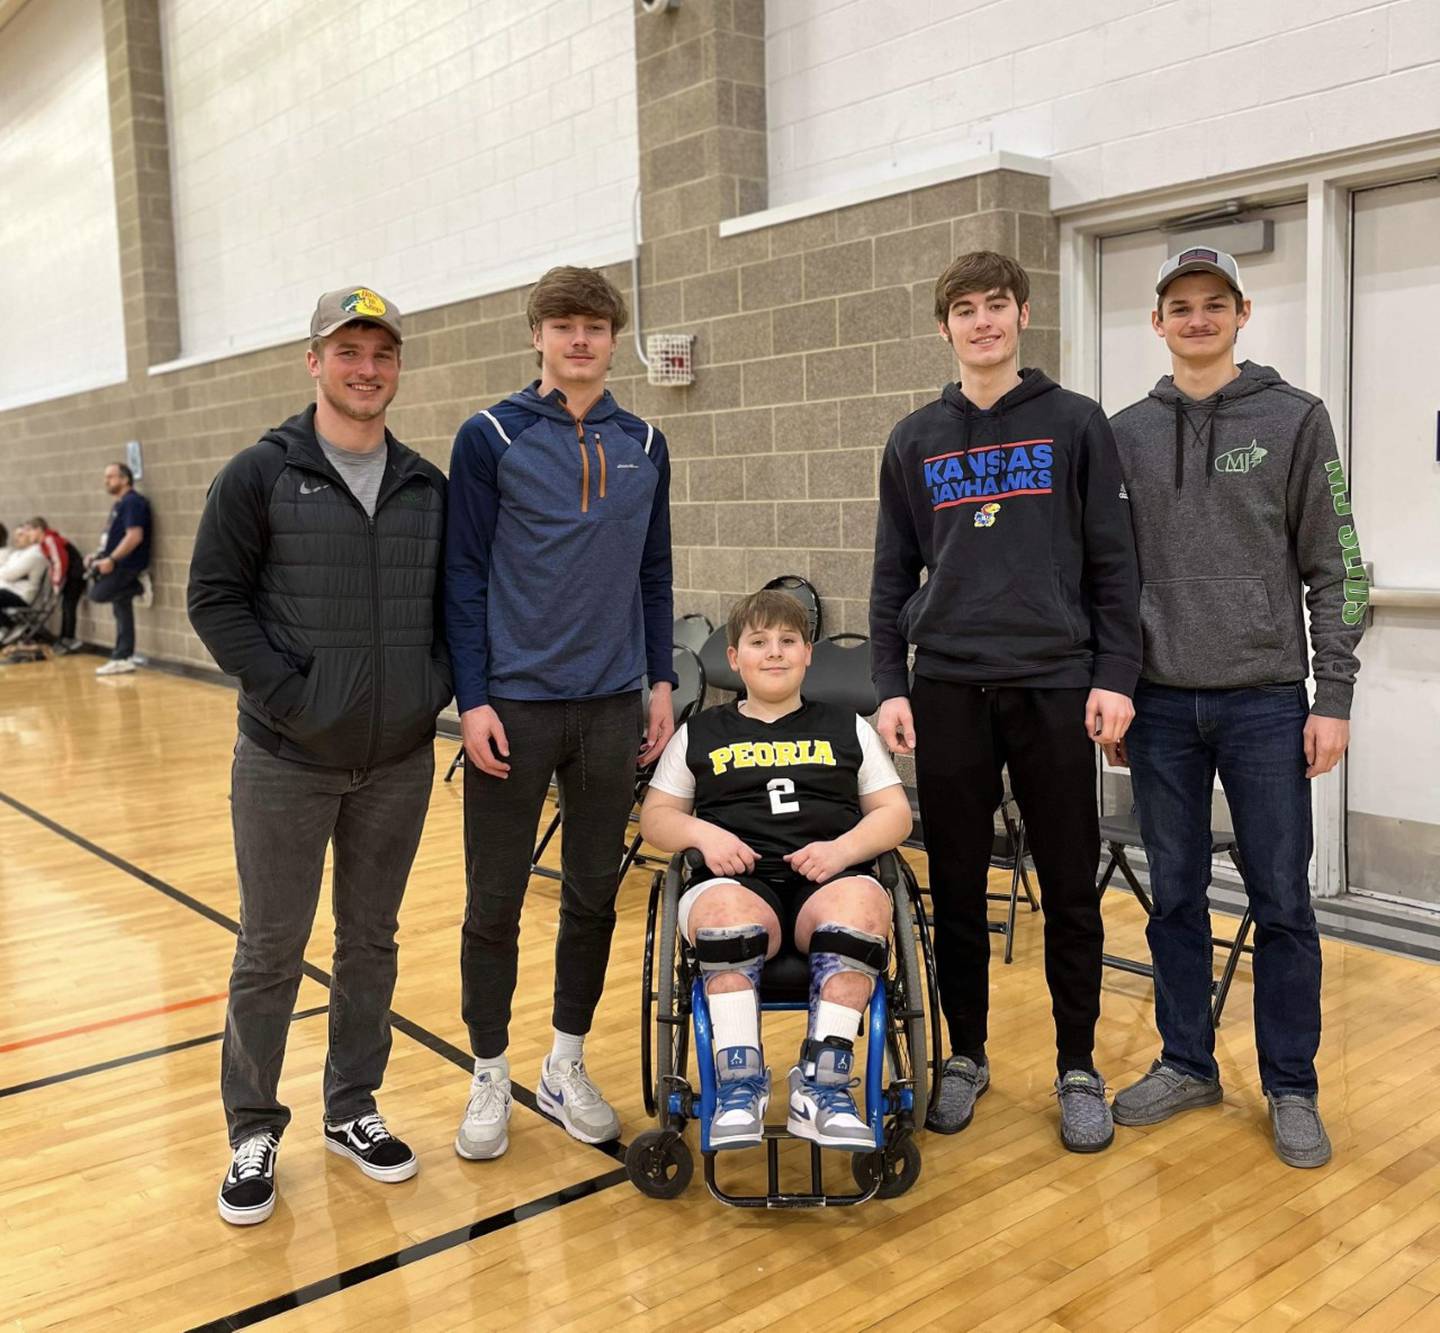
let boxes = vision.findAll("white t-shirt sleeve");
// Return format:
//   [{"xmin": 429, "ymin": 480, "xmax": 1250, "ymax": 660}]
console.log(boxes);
[
  {"xmin": 855, "ymin": 716, "xmax": 903, "ymax": 795},
  {"xmin": 646, "ymin": 723, "xmax": 695, "ymax": 800}
]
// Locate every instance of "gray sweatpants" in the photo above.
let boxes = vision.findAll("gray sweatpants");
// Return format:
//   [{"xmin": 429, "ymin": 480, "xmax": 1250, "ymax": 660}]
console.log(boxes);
[{"xmin": 221, "ymin": 733, "xmax": 434, "ymax": 1145}]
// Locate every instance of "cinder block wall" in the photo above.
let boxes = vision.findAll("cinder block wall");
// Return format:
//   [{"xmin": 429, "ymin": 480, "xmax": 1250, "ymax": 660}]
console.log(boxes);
[{"xmin": 0, "ymin": 0, "xmax": 1060, "ymax": 670}]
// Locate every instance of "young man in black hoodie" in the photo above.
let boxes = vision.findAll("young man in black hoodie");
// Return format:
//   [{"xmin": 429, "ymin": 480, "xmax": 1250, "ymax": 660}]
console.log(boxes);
[
  {"xmin": 869, "ymin": 251, "xmax": 1141, "ymax": 1152},
  {"xmin": 189, "ymin": 287, "xmax": 452, "ymax": 1225},
  {"xmin": 1107, "ymin": 249, "xmax": 1366, "ymax": 1168}
]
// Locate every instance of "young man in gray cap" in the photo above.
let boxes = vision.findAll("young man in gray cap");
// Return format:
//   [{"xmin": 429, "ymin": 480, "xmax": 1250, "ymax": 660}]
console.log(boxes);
[
  {"xmin": 189, "ymin": 286, "xmax": 452, "ymax": 1224},
  {"xmin": 1107, "ymin": 248, "xmax": 1368, "ymax": 1167}
]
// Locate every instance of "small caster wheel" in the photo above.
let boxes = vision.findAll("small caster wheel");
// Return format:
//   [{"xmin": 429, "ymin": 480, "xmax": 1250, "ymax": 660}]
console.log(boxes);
[
  {"xmin": 625, "ymin": 1130, "xmax": 693, "ymax": 1199},
  {"xmin": 852, "ymin": 1136, "xmax": 922, "ymax": 1198}
]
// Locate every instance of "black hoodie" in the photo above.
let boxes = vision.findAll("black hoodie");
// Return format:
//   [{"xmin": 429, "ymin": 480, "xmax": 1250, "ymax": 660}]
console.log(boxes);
[
  {"xmin": 188, "ymin": 405, "xmax": 453, "ymax": 769},
  {"xmin": 869, "ymin": 370, "xmax": 1141, "ymax": 699}
]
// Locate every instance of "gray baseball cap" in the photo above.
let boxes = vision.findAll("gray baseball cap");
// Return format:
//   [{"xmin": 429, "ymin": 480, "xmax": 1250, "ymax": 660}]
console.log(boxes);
[
  {"xmin": 310, "ymin": 286, "xmax": 403, "ymax": 343},
  {"xmin": 1155, "ymin": 246, "xmax": 1245, "ymax": 298}
]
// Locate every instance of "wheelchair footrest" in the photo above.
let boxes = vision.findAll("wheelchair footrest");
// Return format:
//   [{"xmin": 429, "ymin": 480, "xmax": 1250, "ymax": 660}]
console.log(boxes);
[{"xmin": 703, "ymin": 1130, "xmax": 880, "ymax": 1209}]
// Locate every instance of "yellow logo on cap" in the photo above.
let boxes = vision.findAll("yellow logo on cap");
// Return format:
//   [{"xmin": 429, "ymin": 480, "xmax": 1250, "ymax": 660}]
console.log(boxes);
[{"xmin": 343, "ymin": 288, "xmax": 387, "ymax": 318}]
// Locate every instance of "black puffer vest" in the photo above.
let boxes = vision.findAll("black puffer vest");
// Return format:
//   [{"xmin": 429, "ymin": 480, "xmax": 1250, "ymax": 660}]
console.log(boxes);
[{"xmin": 190, "ymin": 405, "xmax": 451, "ymax": 769}]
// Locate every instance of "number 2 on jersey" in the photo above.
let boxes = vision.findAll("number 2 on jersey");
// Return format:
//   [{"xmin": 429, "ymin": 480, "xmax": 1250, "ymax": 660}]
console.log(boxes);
[{"xmin": 767, "ymin": 777, "xmax": 800, "ymax": 815}]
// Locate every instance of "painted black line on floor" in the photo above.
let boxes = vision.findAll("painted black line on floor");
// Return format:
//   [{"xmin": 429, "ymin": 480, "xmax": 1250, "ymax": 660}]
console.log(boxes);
[
  {"xmin": 187, "ymin": 1166, "xmax": 629, "ymax": 1332},
  {"xmin": 0, "ymin": 1005, "xmax": 330, "ymax": 1101},
  {"xmin": 3, "ymin": 786, "xmax": 635, "ymax": 1323},
  {"xmin": 0, "ymin": 787, "xmax": 625, "ymax": 1158}
]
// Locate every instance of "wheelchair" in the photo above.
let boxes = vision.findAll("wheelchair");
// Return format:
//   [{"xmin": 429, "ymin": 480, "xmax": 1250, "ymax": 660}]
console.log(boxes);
[{"xmin": 626, "ymin": 847, "xmax": 942, "ymax": 1208}]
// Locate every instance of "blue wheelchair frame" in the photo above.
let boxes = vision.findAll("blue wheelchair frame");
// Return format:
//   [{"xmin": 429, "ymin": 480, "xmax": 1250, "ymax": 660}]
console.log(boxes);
[{"xmin": 628, "ymin": 848, "xmax": 937, "ymax": 1209}]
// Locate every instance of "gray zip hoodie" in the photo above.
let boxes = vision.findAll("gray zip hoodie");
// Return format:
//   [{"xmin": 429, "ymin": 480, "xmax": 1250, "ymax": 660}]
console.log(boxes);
[{"xmin": 1109, "ymin": 361, "xmax": 1367, "ymax": 719}]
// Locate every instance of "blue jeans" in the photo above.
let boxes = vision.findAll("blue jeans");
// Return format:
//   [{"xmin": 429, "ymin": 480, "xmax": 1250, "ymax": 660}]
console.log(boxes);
[
  {"xmin": 1126, "ymin": 682, "xmax": 1320, "ymax": 1095},
  {"xmin": 88, "ymin": 568, "xmax": 141, "ymax": 658}
]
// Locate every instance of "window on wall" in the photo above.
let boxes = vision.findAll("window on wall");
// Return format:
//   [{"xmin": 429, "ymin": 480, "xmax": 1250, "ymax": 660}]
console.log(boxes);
[{"xmin": 1097, "ymin": 202, "xmax": 1308, "ymax": 416}]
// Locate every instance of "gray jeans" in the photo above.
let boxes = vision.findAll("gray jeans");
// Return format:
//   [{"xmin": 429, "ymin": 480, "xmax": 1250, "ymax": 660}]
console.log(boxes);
[{"xmin": 222, "ymin": 733, "xmax": 434, "ymax": 1145}]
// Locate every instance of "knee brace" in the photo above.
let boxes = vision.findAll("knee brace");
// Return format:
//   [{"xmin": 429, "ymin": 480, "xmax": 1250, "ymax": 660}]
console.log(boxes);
[
  {"xmin": 695, "ymin": 923, "xmax": 768, "ymax": 990},
  {"xmin": 808, "ymin": 921, "xmax": 888, "ymax": 1011}
]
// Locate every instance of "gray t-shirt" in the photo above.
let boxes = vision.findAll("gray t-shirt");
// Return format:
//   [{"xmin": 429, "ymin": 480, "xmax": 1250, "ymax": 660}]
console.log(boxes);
[{"xmin": 316, "ymin": 430, "xmax": 387, "ymax": 517}]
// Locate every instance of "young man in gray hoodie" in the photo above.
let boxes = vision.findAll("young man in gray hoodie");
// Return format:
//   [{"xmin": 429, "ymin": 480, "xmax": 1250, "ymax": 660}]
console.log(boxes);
[{"xmin": 1107, "ymin": 248, "xmax": 1368, "ymax": 1168}]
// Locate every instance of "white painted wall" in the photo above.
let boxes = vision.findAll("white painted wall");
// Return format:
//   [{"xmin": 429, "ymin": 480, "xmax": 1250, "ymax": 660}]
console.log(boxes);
[
  {"xmin": 1098, "ymin": 202, "xmax": 1308, "ymax": 413},
  {"xmin": 159, "ymin": 0, "xmax": 639, "ymax": 362},
  {"xmin": 0, "ymin": 0, "xmax": 126, "ymax": 411},
  {"xmin": 766, "ymin": 0, "xmax": 1440, "ymax": 211}
]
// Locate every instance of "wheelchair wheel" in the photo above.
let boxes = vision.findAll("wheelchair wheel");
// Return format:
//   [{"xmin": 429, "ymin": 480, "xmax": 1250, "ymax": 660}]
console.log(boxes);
[
  {"xmin": 625, "ymin": 1130, "xmax": 693, "ymax": 1199},
  {"xmin": 640, "ymin": 871, "xmax": 664, "ymax": 1118},
  {"xmin": 890, "ymin": 868, "xmax": 935, "ymax": 1123},
  {"xmin": 641, "ymin": 859, "xmax": 691, "ymax": 1122},
  {"xmin": 852, "ymin": 1136, "xmax": 922, "ymax": 1199}
]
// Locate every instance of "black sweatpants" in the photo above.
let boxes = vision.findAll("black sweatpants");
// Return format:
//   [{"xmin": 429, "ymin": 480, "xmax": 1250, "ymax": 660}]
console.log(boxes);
[
  {"xmin": 911, "ymin": 677, "xmax": 1103, "ymax": 1071},
  {"xmin": 461, "ymin": 692, "xmax": 642, "ymax": 1059}
]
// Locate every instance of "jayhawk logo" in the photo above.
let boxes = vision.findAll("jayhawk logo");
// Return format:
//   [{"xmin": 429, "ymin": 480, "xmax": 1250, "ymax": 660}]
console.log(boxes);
[
  {"xmin": 343, "ymin": 288, "xmax": 388, "ymax": 318},
  {"xmin": 973, "ymin": 502, "xmax": 1002, "ymax": 528}
]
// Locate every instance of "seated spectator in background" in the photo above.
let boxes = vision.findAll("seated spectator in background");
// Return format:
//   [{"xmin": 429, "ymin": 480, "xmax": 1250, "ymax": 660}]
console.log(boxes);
[
  {"xmin": 87, "ymin": 461, "xmax": 153, "ymax": 676},
  {"xmin": 0, "ymin": 522, "xmax": 49, "ymax": 631},
  {"xmin": 20, "ymin": 517, "xmax": 85, "ymax": 652}
]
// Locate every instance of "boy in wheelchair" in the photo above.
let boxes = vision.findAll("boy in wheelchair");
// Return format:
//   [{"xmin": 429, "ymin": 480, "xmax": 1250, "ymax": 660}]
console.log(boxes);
[{"xmin": 640, "ymin": 590, "xmax": 911, "ymax": 1151}]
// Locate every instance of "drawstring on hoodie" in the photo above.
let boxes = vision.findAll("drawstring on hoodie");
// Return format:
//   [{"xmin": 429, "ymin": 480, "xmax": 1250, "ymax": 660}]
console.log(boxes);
[{"xmin": 1172, "ymin": 393, "xmax": 1225, "ymax": 491}]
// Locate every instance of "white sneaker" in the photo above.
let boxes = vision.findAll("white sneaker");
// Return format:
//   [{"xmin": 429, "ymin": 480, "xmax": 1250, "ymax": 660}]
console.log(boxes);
[
  {"xmin": 536, "ymin": 1055, "xmax": 621, "ymax": 1144},
  {"xmin": 455, "ymin": 1063, "xmax": 512, "ymax": 1160},
  {"xmin": 95, "ymin": 657, "xmax": 136, "ymax": 676},
  {"xmin": 135, "ymin": 572, "xmax": 154, "ymax": 608}
]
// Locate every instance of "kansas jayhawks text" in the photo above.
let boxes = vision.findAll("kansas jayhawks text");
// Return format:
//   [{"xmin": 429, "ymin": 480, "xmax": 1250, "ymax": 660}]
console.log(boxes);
[
  {"xmin": 924, "ymin": 439, "xmax": 1054, "ymax": 510},
  {"xmin": 709, "ymin": 739, "xmax": 837, "ymax": 776}
]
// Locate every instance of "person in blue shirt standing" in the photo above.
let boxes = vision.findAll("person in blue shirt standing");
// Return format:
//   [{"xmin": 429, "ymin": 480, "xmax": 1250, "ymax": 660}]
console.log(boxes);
[
  {"xmin": 446, "ymin": 266, "xmax": 675, "ymax": 1160},
  {"xmin": 87, "ymin": 460, "xmax": 153, "ymax": 675}
]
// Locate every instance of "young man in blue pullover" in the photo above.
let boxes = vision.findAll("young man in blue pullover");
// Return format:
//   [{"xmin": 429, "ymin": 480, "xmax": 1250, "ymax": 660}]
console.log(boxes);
[{"xmin": 446, "ymin": 266, "xmax": 675, "ymax": 1157}]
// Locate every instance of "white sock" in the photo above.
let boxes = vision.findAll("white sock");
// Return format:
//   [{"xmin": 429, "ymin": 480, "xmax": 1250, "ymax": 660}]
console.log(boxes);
[
  {"xmin": 811, "ymin": 998, "xmax": 863, "ymax": 1045},
  {"xmin": 474, "ymin": 1052, "xmax": 509, "ymax": 1081},
  {"xmin": 549, "ymin": 1029, "xmax": 585, "ymax": 1067},
  {"xmin": 709, "ymin": 988, "xmax": 761, "ymax": 1053}
]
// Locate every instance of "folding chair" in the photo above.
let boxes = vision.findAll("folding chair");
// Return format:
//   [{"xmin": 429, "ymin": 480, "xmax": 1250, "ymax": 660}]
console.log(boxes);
[
  {"xmin": 529, "ymin": 644, "xmax": 707, "ymax": 884},
  {"xmin": 805, "ymin": 632, "xmax": 877, "ymax": 716},
  {"xmin": 761, "ymin": 573, "xmax": 822, "ymax": 640},
  {"xmin": 697, "ymin": 622, "xmax": 743, "ymax": 697},
  {"xmin": 989, "ymin": 785, "xmax": 1040, "ymax": 963},
  {"xmin": 1097, "ymin": 807, "xmax": 1255, "ymax": 1026},
  {"xmin": 672, "ymin": 613, "xmax": 711, "ymax": 656},
  {"xmin": 1, "ymin": 579, "xmax": 59, "ymax": 658}
]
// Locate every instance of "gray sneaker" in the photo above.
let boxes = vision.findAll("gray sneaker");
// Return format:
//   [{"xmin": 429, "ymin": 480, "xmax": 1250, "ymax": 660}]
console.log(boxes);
[
  {"xmin": 1112, "ymin": 1060, "xmax": 1223, "ymax": 1126},
  {"xmin": 926, "ymin": 1055, "xmax": 990, "ymax": 1134},
  {"xmin": 536, "ymin": 1056, "xmax": 621, "ymax": 1144},
  {"xmin": 786, "ymin": 1038, "xmax": 874, "ymax": 1151},
  {"xmin": 710, "ymin": 1045, "xmax": 769, "ymax": 1150},
  {"xmin": 1055, "ymin": 1070, "xmax": 1114, "ymax": 1152},
  {"xmin": 1268, "ymin": 1092, "xmax": 1331, "ymax": 1168}
]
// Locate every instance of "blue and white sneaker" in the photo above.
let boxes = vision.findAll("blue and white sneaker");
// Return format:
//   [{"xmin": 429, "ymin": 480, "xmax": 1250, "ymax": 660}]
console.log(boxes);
[
  {"xmin": 786, "ymin": 1037, "xmax": 875, "ymax": 1152},
  {"xmin": 710, "ymin": 1045, "xmax": 769, "ymax": 1150},
  {"xmin": 536, "ymin": 1055, "xmax": 621, "ymax": 1144}
]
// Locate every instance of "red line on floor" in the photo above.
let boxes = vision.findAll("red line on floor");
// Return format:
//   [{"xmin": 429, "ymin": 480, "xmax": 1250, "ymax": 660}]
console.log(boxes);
[{"xmin": 0, "ymin": 990, "xmax": 230, "ymax": 1053}]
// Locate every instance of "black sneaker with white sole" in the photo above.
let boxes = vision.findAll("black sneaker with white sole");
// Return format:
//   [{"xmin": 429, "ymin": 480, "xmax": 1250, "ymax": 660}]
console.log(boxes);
[
  {"xmin": 218, "ymin": 1131, "xmax": 279, "ymax": 1225},
  {"xmin": 323, "ymin": 1112, "xmax": 418, "ymax": 1182}
]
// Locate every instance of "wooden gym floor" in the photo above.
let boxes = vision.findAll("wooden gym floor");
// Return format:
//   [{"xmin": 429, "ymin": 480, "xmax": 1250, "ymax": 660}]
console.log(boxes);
[{"xmin": 5, "ymin": 656, "xmax": 1440, "ymax": 1331}]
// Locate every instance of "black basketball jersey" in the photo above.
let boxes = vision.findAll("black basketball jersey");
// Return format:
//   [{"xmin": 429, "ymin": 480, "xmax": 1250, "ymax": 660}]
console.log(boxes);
[{"xmin": 683, "ymin": 699, "xmax": 867, "ymax": 877}]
